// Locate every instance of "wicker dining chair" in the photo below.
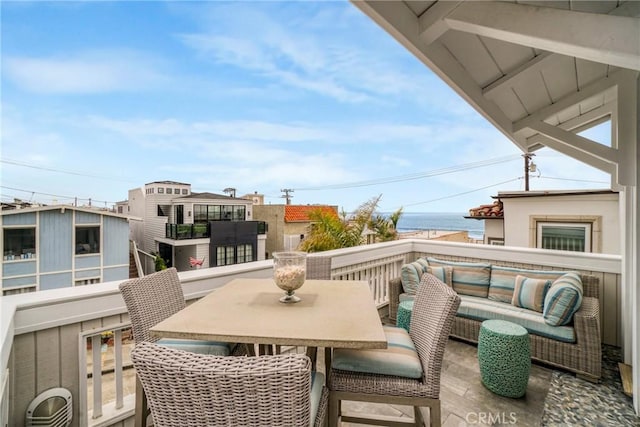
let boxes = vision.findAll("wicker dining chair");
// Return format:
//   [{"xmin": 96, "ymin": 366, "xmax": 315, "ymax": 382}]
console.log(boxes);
[
  {"xmin": 328, "ymin": 273, "xmax": 461, "ymax": 427},
  {"xmin": 307, "ymin": 255, "xmax": 332, "ymax": 280},
  {"xmin": 119, "ymin": 267, "xmax": 240, "ymax": 427},
  {"xmin": 131, "ymin": 341, "xmax": 329, "ymax": 427}
]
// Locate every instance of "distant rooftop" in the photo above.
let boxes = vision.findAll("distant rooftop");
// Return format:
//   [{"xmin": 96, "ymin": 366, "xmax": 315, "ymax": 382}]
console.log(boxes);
[
  {"xmin": 145, "ymin": 180, "xmax": 190, "ymax": 186},
  {"xmin": 465, "ymin": 201, "xmax": 503, "ymax": 220},
  {"xmin": 284, "ymin": 205, "xmax": 338, "ymax": 222},
  {"xmin": 0, "ymin": 204, "xmax": 133, "ymax": 220},
  {"xmin": 177, "ymin": 192, "xmax": 242, "ymax": 200},
  {"xmin": 493, "ymin": 189, "xmax": 617, "ymax": 199}
]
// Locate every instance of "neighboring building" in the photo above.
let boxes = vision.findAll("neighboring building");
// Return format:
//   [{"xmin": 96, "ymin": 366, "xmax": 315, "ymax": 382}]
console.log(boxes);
[
  {"xmin": 241, "ymin": 191, "xmax": 265, "ymax": 205},
  {"xmin": 1, "ymin": 205, "xmax": 131, "ymax": 295},
  {"xmin": 467, "ymin": 190, "xmax": 620, "ymax": 254},
  {"xmin": 123, "ymin": 181, "xmax": 266, "ymax": 271},
  {"xmin": 252, "ymin": 204, "xmax": 338, "ymax": 257}
]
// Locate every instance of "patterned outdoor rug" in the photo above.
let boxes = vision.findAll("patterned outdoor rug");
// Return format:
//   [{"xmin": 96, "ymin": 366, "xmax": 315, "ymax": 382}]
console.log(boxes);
[{"xmin": 541, "ymin": 346, "xmax": 639, "ymax": 426}]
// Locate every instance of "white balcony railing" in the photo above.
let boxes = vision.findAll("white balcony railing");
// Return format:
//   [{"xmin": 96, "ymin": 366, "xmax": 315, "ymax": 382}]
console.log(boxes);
[{"xmin": 1, "ymin": 239, "xmax": 622, "ymax": 426}]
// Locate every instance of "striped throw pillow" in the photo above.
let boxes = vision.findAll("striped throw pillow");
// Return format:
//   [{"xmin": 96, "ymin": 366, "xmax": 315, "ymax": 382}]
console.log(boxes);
[
  {"xmin": 511, "ymin": 275, "xmax": 551, "ymax": 312},
  {"xmin": 427, "ymin": 257, "xmax": 491, "ymax": 297},
  {"xmin": 400, "ymin": 258, "xmax": 429, "ymax": 294},
  {"xmin": 427, "ymin": 265, "xmax": 453, "ymax": 287},
  {"xmin": 331, "ymin": 325, "xmax": 423, "ymax": 379},
  {"xmin": 488, "ymin": 266, "xmax": 568, "ymax": 303},
  {"xmin": 543, "ymin": 273, "xmax": 584, "ymax": 326}
]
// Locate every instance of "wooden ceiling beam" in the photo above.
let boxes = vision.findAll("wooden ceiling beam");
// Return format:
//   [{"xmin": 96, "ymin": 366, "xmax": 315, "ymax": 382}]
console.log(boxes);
[
  {"xmin": 444, "ymin": 1, "xmax": 640, "ymax": 71},
  {"xmin": 418, "ymin": 1, "xmax": 463, "ymax": 45},
  {"xmin": 513, "ymin": 72, "xmax": 623, "ymax": 133}
]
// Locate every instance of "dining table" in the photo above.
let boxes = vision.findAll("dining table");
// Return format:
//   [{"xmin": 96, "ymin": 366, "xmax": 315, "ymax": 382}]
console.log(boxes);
[{"xmin": 149, "ymin": 278, "xmax": 387, "ymax": 376}]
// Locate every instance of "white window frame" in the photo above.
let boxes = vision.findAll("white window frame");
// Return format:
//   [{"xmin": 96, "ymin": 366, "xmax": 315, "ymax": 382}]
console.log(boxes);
[{"xmin": 536, "ymin": 222, "xmax": 592, "ymax": 253}]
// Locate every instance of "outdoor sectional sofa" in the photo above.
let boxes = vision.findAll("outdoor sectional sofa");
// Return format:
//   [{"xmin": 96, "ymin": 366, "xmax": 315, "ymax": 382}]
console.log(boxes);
[{"xmin": 388, "ymin": 257, "xmax": 602, "ymax": 382}]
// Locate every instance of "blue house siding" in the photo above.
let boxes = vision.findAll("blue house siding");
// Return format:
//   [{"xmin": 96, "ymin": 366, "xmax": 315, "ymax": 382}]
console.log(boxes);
[
  {"xmin": 3, "ymin": 207, "xmax": 131, "ymax": 292},
  {"xmin": 3, "ymin": 261, "xmax": 36, "ymax": 277},
  {"xmin": 103, "ymin": 266, "xmax": 128, "ymax": 282},
  {"xmin": 76, "ymin": 211, "xmax": 100, "ymax": 224},
  {"xmin": 39, "ymin": 210, "xmax": 72, "ymax": 273},
  {"xmin": 3, "ymin": 276, "xmax": 37, "ymax": 288},
  {"xmin": 2, "ymin": 212, "xmax": 36, "ymax": 226},
  {"xmin": 40, "ymin": 272, "xmax": 72, "ymax": 290},
  {"xmin": 75, "ymin": 269, "xmax": 101, "ymax": 279},
  {"xmin": 75, "ymin": 255, "xmax": 100, "ymax": 269},
  {"xmin": 103, "ymin": 216, "xmax": 129, "ymax": 266}
]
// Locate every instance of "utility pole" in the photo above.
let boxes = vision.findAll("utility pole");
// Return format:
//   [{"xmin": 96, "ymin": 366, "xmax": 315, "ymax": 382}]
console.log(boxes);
[
  {"xmin": 281, "ymin": 189, "xmax": 294, "ymax": 205},
  {"xmin": 523, "ymin": 153, "xmax": 535, "ymax": 191}
]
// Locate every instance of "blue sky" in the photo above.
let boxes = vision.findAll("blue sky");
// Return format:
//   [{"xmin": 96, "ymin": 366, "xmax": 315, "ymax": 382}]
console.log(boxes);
[{"xmin": 1, "ymin": 1, "xmax": 611, "ymax": 213}]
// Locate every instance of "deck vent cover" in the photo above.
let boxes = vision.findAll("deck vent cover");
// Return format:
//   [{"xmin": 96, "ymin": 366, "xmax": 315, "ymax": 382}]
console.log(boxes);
[{"xmin": 25, "ymin": 387, "xmax": 72, "ymax": 427}]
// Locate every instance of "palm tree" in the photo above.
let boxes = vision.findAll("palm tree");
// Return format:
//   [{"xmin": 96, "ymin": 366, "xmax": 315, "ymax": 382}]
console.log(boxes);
[{"xmin": 299, "ymin": 195, "xmax": 403, "ymax": 252}]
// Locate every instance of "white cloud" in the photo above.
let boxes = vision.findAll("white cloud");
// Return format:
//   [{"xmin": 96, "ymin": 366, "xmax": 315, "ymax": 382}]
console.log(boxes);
[
  {"xmin": 3, "ymin": 50, "xmax": 168, "ymax": 94},
  {"xmin": 176, "ymin": 3, "xmax": 442, "ymax": 104}
]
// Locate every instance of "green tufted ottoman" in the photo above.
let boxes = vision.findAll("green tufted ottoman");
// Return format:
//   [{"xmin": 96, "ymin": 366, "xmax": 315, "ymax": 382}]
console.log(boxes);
[
  {"xmin": 478, "ymin": 319, "xmax": 531, "ymax": 398},
  {"xmin": 396, "ymin": 300, "xmax": 414, "ymax": 332}
]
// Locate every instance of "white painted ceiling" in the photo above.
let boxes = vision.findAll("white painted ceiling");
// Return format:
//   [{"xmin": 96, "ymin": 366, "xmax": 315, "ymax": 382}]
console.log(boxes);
[{"xmin": 352, "ymin": 1, "xmax": 640, "ymax": 183}]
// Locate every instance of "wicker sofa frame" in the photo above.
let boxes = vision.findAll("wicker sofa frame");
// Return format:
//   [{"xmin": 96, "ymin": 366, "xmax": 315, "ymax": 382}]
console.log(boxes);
[{"xmin": 389, "ymin": 270, "xmax": 602, "ymax": 382}]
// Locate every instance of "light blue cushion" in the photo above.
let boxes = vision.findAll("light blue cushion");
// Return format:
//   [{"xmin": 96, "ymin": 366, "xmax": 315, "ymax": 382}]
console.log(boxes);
[
  {"xmin": 309, "ymin": 371, "xmax": 324, "ymax": 427},
  {"xmin": 399, "ymin": 293, "xmax": 414, "ymax": 303},
  {"xmin": 427, "ymin": 257, "xmax": 491, "ymax": 298},
  {"xmin": 543, "ymin": 273, "xmax": 583, "ymax": 326},
  {"xmin": 488, "ymin": 266, "xmax": 570, "ymax": 303},
  {"xmin": 427, "ymin": 265, "xmax": 453, "ymax": 286},
  {"xmin": 332, "ymin": 325, "xmax": 423, "ymax": 379},
  {"xmin": 511, "ymin": 275, "xmax": 551, "ymax": 313},
  {"xmin": 457, "ymin": 295, "xmax": 575, "ymax": 343},
  {"xmin": 400, "ymin": 258, "xmax": 429, "ymax": 294},
  {"xmin": 157, "ymin": 338, "xmax": 231, "ymax": 355}
]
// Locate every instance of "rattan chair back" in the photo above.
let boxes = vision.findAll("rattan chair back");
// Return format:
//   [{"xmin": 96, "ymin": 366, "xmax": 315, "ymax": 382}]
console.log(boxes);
[
  {"xmin": 410, "ymin": 274, "xmax": 461, "ymax": 395},
  {"xmin": 119, "ymin": 267, "xmax": 186, "ymax": 343},
  {"xmin": 132, "ymin": 342, "xmax": 314, "ymax": 427}
]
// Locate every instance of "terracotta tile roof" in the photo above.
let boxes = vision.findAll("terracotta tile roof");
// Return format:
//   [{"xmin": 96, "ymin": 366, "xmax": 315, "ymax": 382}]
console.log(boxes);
[
  {"xmin": 467, "ymin": 200, "xmax": 503, "ymax": 218},
  {"xmin": 284, "ymin": 205, "xmax": 338, "ymax": 222}
]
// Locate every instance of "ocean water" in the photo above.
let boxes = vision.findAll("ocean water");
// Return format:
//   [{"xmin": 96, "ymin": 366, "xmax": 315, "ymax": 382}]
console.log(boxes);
[{"xmin": 392, "ymin": 212, "xmax": 484, "ymax": 240}]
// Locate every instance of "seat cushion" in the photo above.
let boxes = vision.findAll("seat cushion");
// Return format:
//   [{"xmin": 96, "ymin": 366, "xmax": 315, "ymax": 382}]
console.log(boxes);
[
  {"xmin": 400, "ymin": 258, "xmax": 429, "ymax": 294},
  {"xmin": 511, "ymin": 275, "xmax": 551, "ymax": 313},
  {"xmin": 157, "ymin": 338, "xmax": 231, "ymax": 355},
  {"xmin": 543, "ymin": 273, "xmax": 583, "ymax": 326},
  {"xmin": 488, "ymin": 266, "xmax": 571, "ymax": 303},
  {"xmin": 332, "ymin": 325, "xmax": 423, "ymax": 379},
  {"xmin": 457, "ymin": 296, "xmax": 576, "ymax": 343},
  {"xmin": 427, "ymin": 257, "xmax": 491, "ymax": 298}
]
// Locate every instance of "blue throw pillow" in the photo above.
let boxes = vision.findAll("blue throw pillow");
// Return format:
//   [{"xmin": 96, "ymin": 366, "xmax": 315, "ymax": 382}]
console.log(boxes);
[
  {"xmin": 543, "ymin": 273, "xmax": 583, "ymax": 326},
  {"xmin": 400, "ymin": 258, "xmax": 429, "ymax": 294}
]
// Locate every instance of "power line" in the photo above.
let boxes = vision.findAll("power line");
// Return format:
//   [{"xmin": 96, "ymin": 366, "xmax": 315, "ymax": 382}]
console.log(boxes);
[
  {"xmin": 402, "ymin": 178, "xmax": 522, "ymax": 208},
  {"xmin": 536, "ymin": 176, "xmax": 609, "ymax": 184},
  {"xmin": 1, "ymin": 158, "xmax": 135, "ymax": 183},
  {"xmin": 0, "ymin": 185, "xmax": 118, "ymax": 205},
  {"xmin": 293, "ymin": 155, "xmax": 522, "ymax": 191}
]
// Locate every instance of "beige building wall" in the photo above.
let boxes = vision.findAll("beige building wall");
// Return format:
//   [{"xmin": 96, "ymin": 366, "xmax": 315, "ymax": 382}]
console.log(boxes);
[
  {"xmin": 484, "ymin": 219, "xmax": 504, "ymax": 245},
  {"xmin": 502, "ymin": 193, "xmax": 619, "ymax": 254},
  {"xmin": 252, "ymin": 205, "xmax": 286, "ymax": 258}
]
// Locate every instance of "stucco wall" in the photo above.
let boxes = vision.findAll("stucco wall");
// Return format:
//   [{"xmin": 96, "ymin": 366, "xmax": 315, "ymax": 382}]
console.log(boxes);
[
  {"xmin": 502, "ymin": 193, "xmax": 619, "ymax": 254},
  {"xmin": 484, "ymin": 219, "xmax": 504, "ymax": 244},
  {"xmin": 252, "ymin": 205, "xmax": 285, "ymax": 258}
]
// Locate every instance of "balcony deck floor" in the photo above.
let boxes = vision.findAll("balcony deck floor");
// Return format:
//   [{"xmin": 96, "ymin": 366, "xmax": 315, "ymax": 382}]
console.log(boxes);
[{"xmin": 94, "ymin": 337, "xmax": 637, "ymax": 426}]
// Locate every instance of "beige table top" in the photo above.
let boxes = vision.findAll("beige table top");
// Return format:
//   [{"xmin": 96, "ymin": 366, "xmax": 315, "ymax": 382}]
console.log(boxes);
[{"xmin": 150, "ymin": 278, "xmax": 387, "ymax": 350}]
